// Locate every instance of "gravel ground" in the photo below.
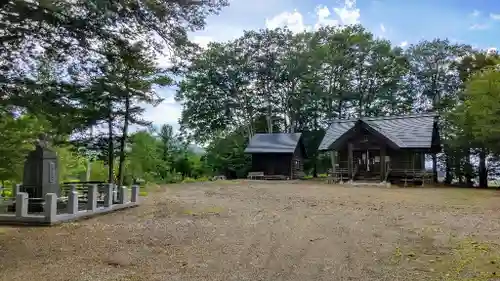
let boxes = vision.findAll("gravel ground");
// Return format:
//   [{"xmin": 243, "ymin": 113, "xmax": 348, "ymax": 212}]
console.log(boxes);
[{"xmin": 1, "ymin": 181, "xmax": 500, "ymax": 281}]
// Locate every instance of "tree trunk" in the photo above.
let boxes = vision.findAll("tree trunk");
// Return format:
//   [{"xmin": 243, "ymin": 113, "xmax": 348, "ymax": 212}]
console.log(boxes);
[
  {"xmin": 432, "ymin": 153, "xmax": 438, "ymax": 183},
  {"xmin": 478, "ymin": 149, "xmax": 488, "ymax": 188},
  {"xmin": 444, "ymin": 152, "xmax": 452, "ymax": 185},
  {"xmin": 117, "ymin": 94, "xmax": 130, "ymax": 187},
  {"xmin": 464, "ymin": 148, "xmax": 473, "ymax": 187},
  {"xmin": 107, "ymin": 99, "xmax": 114, "ymax": 184},
  {"xmin": 86, "ymin": 126, "xmax": 93, "ymax": 181}
]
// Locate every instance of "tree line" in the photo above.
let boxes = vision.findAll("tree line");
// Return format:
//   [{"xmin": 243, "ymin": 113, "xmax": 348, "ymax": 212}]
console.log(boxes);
[
  {"xmin": 1, "ymin": 1, "xmax": 499, "ymax": 187},
  {"xmin": 0, "ymin": 0, "xmax": 227, "ymax": 186},
  {"xmin": 176, "ymin": 25, "xmax": 500, "ymax": 187}
]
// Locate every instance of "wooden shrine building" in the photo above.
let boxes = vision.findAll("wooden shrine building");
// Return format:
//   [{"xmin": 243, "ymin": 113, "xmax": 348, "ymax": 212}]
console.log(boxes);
[
  {"xmin": 244, "ymin": 133, "xmax": 307, "ymax": 180},
  {"xmin": 318, "ymin": 114, "xmax": 441, "ymax": 184}
]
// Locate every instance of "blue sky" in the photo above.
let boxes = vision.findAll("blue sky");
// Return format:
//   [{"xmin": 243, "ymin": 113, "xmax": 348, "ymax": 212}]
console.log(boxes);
[{"xmin": 145, "ymin": 0, "xmax": 500, "ymax": 130}]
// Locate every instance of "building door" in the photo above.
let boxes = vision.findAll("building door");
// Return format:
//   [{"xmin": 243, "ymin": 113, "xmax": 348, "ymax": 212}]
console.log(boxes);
[
  {"xmin": 370, "ymin": 150, "xmax": 381, "ymax": 174},
  {"xmin": 356, "ymin": 149, "xmax": 380, "ymax": 176}
]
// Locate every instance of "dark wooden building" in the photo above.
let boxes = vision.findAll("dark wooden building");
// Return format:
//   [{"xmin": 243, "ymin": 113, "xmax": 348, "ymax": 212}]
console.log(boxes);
[
  {"xmin": 244, "ymin": 133, "xmax": 307, "ymax": 179},
  {"xmin": 318, "ymin": 114, "xmax": 441, "ymax": 183}
]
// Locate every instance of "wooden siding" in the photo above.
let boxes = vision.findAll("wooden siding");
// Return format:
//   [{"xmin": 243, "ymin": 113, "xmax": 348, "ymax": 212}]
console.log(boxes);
[
  {"xmin": 329, "ymin": 123, "xmax": 430, "ymax": 181},
  {"xmin": 249, "ymin": 142, "xmax": 305, "ymax": 179},
  {"xmin": 251, "ymin": 153, "xmax": 292, "ymax": 177},
  {"xmin": 291, "ymin": 143, "xmax": 305, "ymax": 179}
]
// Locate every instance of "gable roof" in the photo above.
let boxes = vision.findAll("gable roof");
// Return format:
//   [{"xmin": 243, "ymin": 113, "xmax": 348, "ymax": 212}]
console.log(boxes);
[
  {"xmin": 245, "ymin": 133, "xmax": 303, "ymax": 154},
  {"xmin": 318, "ymin": 114, "xmax": 438, "ymax": 150}
]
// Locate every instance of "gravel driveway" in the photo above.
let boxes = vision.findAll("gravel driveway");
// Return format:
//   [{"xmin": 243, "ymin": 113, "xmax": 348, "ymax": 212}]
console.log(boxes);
[{"xmin": 1, "ymin": 181, "xmax": 500, "ymax": 281}]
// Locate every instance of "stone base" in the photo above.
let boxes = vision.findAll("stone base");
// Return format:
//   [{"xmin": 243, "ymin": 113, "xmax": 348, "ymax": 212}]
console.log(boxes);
[{"xmin": 8, "ymin": 199, "xmax": 66, "ymax": 213}]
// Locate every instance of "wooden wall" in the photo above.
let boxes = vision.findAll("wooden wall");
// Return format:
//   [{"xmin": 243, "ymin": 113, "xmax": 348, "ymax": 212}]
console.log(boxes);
[
  {"xmin": 250, "ymin": 146, "xmax": 305, "ymax": 179},
  {"xmin": 251, "ymin": 153, "xmax": 293, "ymax": 177}
]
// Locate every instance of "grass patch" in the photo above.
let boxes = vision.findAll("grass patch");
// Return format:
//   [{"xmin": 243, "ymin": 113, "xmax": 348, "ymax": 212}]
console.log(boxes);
[
  {"xmin": 138, "ymin": 191, "xmax": 148, "ymax": 196},
  {"xmin": 435, "ymin": 238, "xmax": 500, "ymax": 281},
  {"xmin": 182, "ymin": 206, "xmax": 225, "ymax": 217},
  {"xmin": 389, "ymin": 234, "xmax": 500, "ymax": 281}
]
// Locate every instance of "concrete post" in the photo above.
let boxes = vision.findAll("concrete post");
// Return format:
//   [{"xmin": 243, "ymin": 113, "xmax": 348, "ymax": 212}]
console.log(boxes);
[
  {"xmin": 44, "ymin": 193, "xmax": 57, "ymax": 222},
  {"xmin": 68, "ymin": 191, "xmax": 78, "ymax": 214},
  {"xmin": 69, "ymin": 184, "xmax": 77, "ymax": 193},
  {"xmin": 112, "ymin": 184, "xmax": 118, "ymax": 203},
  {"xmin": 104, "ymin": 184, "xmax": 113, "ymax": 208},
  {"xmin": 13, "ymin": 184, "xmax": 21, "ymax": 198},
  {"xmin": 131, "ymin": 185, "xmax": 139, "ymax": 203},
  {"xmin": 119, "ymin": 186, "xmax": 127, "ymax": 204},
  {"xmin": 15, "ymin": 192, "xmax": 28, "ymax": 218},
  {"xmin": 87, "ymin": 184, "xmax": 97, "ymax": 211}
]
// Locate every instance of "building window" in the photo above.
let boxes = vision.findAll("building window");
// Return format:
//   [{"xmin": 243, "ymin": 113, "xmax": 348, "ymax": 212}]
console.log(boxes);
[{"xmin": 294, "ymin": 159, "xmax": 300, "ymax": 169}]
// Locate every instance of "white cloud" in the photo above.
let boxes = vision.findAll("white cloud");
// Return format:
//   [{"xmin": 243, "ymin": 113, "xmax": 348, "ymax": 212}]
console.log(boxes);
[
  {"xmin": 400, "ymin": 41, "xmax": 408, "ymax": 47},
  {"xmin": 491, "ymin": 13, "xmax": 500, "ymax": 20},
  {"xmin": 267, "ymin": 0, "xmax": 360, "ymax": 33},
  {"xmin": 380, "ymin": 23, "xmax": 386, "ymax": 33},
  {"xmin": 144, "ymin": 88, "xmax": 182, "ymax": 128},
  {"xmin": 471, "ymin": 10, "xmax": 480, "ymax": 17},
  {"xmin": 487, "ymin": 47, "xmax": 498, "ymax": 56},
  {"xmin": 192, "ymin": 35, "xmax": 213, "ymax": 49},
  {"xmin": 265, "ymin": 10, "xmax": 306, "ymax": 33},
  {"xmin": 151, "ymin": 0, "xmax": 363, "ymax": 128},
  {"xmin": 314, "ymin": 6, "xmax": 339, "ymax": 29},
  {"xmin": 333, "ymin": 0, "xmax": 360, "ymax": 25},
  {"xmin": 156, "ymin": 50, "xmax": 174, "ymax": 69},
  {"xmin": 469, "ymin": 23, "xmax": 490, "ymax": 30}
]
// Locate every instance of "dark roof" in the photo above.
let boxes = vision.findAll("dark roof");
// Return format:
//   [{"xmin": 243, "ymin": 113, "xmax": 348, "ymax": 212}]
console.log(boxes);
[
  {"xmin": 318, "ymin": 114, "xmax": 437, "ymax": 150},
  {"xmin": 245, "ymin": 133, "xmax": 302, "ymax": 154}
]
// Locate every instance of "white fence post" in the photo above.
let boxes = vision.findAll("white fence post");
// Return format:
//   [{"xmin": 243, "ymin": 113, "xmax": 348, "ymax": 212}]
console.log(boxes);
[
  {"xmin": 131, "ymin": 185, "xmax": 139, "ymax": 203},
  {"xmin": 87, "ymin": 184, "xmax": 97, "ymax": 211},
  {"xmin": 44, "ymin": 193, "xmax": 57, "ymax": 222},
  {"xmin": 104, "ymin": 184, "xmax": 113, "ymax": 207},
  {"xmin": 119, "ymin": 186, "xmax": 127, "ymax": 204},
  {"xmin": 68, "ymin": 191, "xmax": 78, "ymax": 214},
  {"xmin": 13, "ymin": 183, "xmax": 20, "ymax": 198},
  {"xmin": 15, "ymin": 192, "xmax": 28, "ymax": 218}
]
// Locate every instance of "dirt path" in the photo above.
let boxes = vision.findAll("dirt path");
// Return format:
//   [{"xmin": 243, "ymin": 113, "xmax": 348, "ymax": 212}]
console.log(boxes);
[{"xmin": 1, "ymin": 181, "xmax": 500, "ymax": 281}]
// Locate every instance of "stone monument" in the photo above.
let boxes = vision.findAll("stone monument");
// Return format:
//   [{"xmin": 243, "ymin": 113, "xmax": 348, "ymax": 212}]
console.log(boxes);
[{"xmin": 12, "ymin": 134, "xmax": 60, "ymax": 212}]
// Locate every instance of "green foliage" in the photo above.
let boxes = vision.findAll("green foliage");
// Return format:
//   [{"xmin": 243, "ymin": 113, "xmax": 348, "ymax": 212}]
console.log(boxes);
[
  {"xmin": 56, "ymin": 145, "xmax": 87, "ymax": 182},
  {"xmin": 181, "ymin": 177, "xmax": 198, "ymax": 183},
  {"xmin": 204, "ymin": 130, "xmax": 251, "ymax": 178},
  {"xmin": 461, "ymin": 65, "xmax": 500, "ymax": 153},
  {"xmin": 2, "ymin": 0, "xmax": 500, "ymax": 187},
  {"xmin": 0, "ymin": 114, "xmax": 47, "ymax": 181}
]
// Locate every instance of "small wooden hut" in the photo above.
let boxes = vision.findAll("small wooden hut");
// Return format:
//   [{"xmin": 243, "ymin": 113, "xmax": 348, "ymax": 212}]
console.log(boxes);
[
  {"xmin": 318, "ymin": 114, "xmax": 441, "ymax": 184},
  {"xmin": 244, "ymin": 133, "xmax": 307, "ymax": 180}
]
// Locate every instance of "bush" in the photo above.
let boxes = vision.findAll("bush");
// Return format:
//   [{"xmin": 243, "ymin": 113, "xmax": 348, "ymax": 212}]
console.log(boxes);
[
  {"xmin": 1, "ymin": 189, "xmax": 12, "ymax": 198},
  {"xmin": 181, "ymin": 177, "xmax": 197, "ymax": 183},
  {"xmin": 197, "ymin": 176, "xmax": 210, "ymax": 182}
]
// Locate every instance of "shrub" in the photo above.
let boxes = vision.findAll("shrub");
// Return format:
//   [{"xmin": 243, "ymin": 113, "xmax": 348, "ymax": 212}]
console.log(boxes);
[
  {"xmin": 181, "ymin": 177, "xmax": 197, "ymax": 183},
  {"xmin": 1, "ymin": 189, "xmax": 12, "ymax": 198},
  {"xmin": 197, "ymin": 176, "xmax": 210, "ymax": 182}
]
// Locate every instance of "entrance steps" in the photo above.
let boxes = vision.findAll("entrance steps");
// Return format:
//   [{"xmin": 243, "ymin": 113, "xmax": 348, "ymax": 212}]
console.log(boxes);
[{"xmin": 342, "ymin": 180, "xmax": 391, "ymax": 188}]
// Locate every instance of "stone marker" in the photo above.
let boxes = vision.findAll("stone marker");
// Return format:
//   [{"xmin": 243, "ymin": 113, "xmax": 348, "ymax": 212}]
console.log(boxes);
[{"xmin": 19, "ymin": 134, "xmax": 60, "ymax": 212}]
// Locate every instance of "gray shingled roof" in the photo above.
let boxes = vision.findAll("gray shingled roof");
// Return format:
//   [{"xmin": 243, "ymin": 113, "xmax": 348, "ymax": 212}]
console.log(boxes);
[
  {"xmin": 318, "ymin": 114, "xmax": 437, "ymax": 150},
  {"xmin": 245, "ymin": 133, "xmax": 302, "ymax": 153}
]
